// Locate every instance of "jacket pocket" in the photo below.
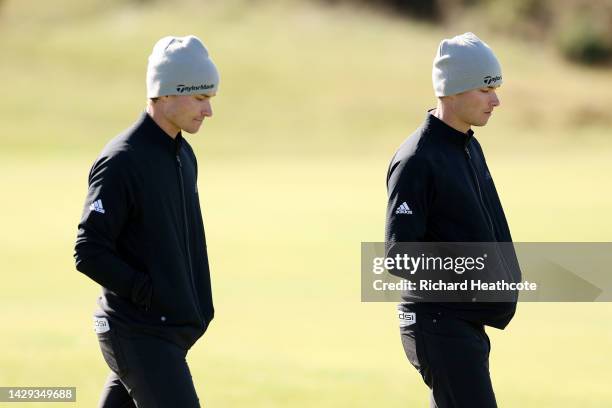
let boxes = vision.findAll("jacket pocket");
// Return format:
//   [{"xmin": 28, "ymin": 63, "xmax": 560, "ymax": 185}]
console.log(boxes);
[
  {"xmin": 130, "ymin": 272, "xmax": 153, "ymax": 311},
  {"xmin": 96, "ymin": 328, "xmax": 128, "ymax": 377}
]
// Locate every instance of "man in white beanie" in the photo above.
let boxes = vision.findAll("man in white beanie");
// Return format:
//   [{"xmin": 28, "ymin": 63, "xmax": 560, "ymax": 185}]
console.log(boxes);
[
  {"xmin": 74, "ymin": 35, "xmax": 219, "ymax": 407},
  {"xmin": 385, "ymin": 33, "xmax": 520, "ymax": 407}
]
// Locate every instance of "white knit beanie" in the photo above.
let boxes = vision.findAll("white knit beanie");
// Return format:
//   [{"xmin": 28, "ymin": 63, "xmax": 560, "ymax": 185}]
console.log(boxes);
[
  {"xmin": 432, "ymin": 32, "xmax": 502, "ymax": 97},
  {"xmin": 146, "ymin": 35, "xmax": 219, "ymax": 98}
]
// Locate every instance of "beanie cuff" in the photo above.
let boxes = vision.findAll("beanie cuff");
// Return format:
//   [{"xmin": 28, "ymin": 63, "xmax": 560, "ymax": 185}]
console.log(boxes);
[{"xmin": 435, "ymin": 75, "xmax": 503, "ymax": 97}]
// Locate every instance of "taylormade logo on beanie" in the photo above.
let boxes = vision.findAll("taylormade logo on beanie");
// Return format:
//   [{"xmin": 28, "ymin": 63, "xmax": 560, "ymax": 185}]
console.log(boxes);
[
  {"xmin": 146, "ymin": 35, "xmax": 219, "ymax": 98},
  {"xmin": 432, "ymin": 32, "xmax": 502, "ymax": 97}
]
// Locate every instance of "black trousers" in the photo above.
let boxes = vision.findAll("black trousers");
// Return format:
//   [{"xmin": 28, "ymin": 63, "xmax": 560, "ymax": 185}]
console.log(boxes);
[
  {"xmin": 95, "ymin": 319, "xmax": 200, "ymax": 408},
  {"xmin": 399, "ymin": 306, "xmax": 497, "ymax": 408}
]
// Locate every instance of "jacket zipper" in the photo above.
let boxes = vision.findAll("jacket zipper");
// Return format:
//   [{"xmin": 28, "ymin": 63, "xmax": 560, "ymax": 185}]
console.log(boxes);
[
  {"xmin": 464, "ymin": 146, "xmax": 495, "ymax": 236},
  {"xmin": 464, "ymin": 146, "xmax": 515, "ymax": 294},
  {"xmin": 176, "ymin": 153, "xmax": 205, "ymax": 327}
]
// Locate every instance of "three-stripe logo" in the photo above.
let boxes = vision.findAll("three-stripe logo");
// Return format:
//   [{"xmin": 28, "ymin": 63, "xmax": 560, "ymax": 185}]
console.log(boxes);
[
  {"xmin": 89, "ymin": 199, "xmax": 105, "ymax": 214},
  {"xmin": 395, "ymin": 202, "xmax": 413, "ymax": 215}
]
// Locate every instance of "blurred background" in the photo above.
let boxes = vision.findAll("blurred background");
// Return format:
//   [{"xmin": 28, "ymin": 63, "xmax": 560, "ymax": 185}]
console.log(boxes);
[{"xmin": 0, "ymin": 0, "xmax": 611, "ymax": 406}]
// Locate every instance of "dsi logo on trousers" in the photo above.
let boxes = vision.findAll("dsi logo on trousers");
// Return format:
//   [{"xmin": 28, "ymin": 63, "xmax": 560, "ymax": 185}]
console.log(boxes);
[{"xmin": 398, "ymin": 310, "xmax": 416, "ymax": 327}]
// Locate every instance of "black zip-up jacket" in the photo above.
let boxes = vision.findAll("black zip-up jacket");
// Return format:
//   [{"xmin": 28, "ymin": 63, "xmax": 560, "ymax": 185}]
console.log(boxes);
[
  {"xmin": 74, "ymin": 112, "xmax": 214, "ymax": 349},
  {"xmin": 385, "ymin": 112, "xmax": 520, "ymax": 329}
]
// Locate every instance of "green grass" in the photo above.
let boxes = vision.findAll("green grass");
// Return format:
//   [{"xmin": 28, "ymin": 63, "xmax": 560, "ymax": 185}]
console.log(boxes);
[{"xmin": 0, "ymin": 0, "xmax": 611, "ymax": 406}]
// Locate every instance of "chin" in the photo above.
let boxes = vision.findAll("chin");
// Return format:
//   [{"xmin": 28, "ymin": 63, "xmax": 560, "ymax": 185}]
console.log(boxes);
[
  {"xmin": 183, "ymin": 126, "xmax": 201, "ymax": 134},
  {"xmin": 474, "ymin": 119, "xmax": 490, "ymax": 127}
]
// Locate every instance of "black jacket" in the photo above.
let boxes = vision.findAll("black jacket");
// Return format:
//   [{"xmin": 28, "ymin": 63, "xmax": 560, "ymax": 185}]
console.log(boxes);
[
  {"xmin": 74, "ymin": 112, "xmax": 214, "ymax": 349},
  {"xmin": 385, "ymin": 112, "xmax": 520, "ymax": 329}
]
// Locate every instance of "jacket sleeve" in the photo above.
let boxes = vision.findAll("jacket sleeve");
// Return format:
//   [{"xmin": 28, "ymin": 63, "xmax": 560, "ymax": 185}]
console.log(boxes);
[
  {"xmin": 385, "ymin": 153, "xmax": 434, "ymax": 249},
  {"xmin": 74, "ymin": 154, "xmax": 150, "ymax": 306}
]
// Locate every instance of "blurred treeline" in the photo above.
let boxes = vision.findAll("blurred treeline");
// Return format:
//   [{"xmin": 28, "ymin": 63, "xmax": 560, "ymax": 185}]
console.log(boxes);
[
  {"xmin": 1, "ymin": 0, "xmax": 610, "ymax": 65},
  {"xmin": 322, "ymin": 0, "xmax": 612, "ymax": 65}
]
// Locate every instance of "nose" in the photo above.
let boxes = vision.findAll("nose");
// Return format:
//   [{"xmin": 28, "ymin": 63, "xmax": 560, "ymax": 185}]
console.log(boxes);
[
  {"xmin": 491, "ymin": 91, "xmax": 500, "ymax": 108},
  {"xmin": 202, "ymin": 99, "xmax": 213, "ymax": 118}
]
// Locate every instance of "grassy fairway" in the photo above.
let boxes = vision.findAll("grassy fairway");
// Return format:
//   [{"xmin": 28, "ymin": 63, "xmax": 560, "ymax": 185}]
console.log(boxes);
[{"xmin": 1, "ymin": 0, "xmax": 611, "ymax": 406}]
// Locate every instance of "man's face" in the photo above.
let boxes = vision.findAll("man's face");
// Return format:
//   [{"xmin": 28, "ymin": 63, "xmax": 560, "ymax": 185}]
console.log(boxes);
[
  {"xmin": 161, "ymin": 94, "xmax": 214, "ymax": 134},
  {"xmin": 449, "ymin": 86, "xmax": 500, "ymax": 128}
]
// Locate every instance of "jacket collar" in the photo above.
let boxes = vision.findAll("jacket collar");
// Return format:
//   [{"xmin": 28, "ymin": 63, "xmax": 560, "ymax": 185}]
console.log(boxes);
[
  {"xmin": 136, "ymin": 111, "xmax": 183, "ymax": 154},
  {"xmin": 424, "ymin": 109, "xmax": 474, "ymax": 149}
]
